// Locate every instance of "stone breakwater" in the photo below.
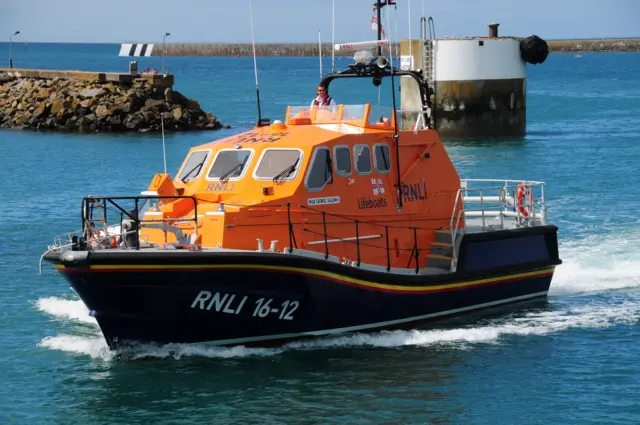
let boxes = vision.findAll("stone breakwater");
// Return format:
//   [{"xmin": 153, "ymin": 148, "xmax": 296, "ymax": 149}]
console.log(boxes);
[
  {"xmin": 156, "ymin": 38, "xmax": 640, "ymax": 57},
  {"xmin": 547, "ymin": 38, "xmax": 640, "ymax": 53},
  {"xmin": 0, "ymin": 72, "xmax": 227, "ymax": 133}
]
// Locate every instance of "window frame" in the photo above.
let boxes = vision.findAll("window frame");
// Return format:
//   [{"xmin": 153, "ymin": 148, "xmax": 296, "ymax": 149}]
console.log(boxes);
[
  {"xmin": 373, "ymin": 143, "xmax": 392, "ymax": 174},
  {"xmin": 175, "ymin": 149, "xmax": 213, "ymax": 182},
  {"xmin": 252, "ymin": 148, "xmax": 305, "ymax": 181},
  {"xmin": 205, "ymin": 148, "xmax": 255, "ymax": 182},
  {"xmin": 353, "ymin": 144, "xmax": 372, "ymax": 176},
  {"xmin": 333, "ymin": 145, "xmax": 352, "ymax": 177},
  {"xmin": 304, "ymin": 146, "xmax": 333, "ymax": 192}
]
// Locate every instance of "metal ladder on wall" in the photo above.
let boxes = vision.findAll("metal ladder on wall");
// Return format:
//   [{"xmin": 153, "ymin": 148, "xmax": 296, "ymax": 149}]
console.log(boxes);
[{"xmin": 421, "ymin": 17, "xmax": 436, "ymax": 127}]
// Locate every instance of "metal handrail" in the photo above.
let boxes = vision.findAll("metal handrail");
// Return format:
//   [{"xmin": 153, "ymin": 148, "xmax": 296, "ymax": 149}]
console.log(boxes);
[
  {"xmin": 47, "ymin": 181, "xmax": 547, "ymax": 274},
  {"xmin": 448, "ymin": 180, "xmax": 547, "ymax": 268},
  {"xmin": 81, "ymin": 195, "xmax": 199, "ymax": 250}
]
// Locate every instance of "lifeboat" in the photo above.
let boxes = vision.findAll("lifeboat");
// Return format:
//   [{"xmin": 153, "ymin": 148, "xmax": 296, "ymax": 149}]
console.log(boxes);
[{"xmin": 41, "ymin": 53, "xmax": 561, "ymax": 350}]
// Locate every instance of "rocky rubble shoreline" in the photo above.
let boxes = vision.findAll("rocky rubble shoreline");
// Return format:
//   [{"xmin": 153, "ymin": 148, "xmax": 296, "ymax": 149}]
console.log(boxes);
[{"xmin": 0, "ymin": 75, "xmax": 228, "ymax": 132}]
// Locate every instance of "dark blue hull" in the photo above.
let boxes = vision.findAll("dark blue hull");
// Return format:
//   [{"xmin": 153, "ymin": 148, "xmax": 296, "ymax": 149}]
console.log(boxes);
[{"xmin": 45, "ymin": 225, "xmax": 561, "ymax": 349}]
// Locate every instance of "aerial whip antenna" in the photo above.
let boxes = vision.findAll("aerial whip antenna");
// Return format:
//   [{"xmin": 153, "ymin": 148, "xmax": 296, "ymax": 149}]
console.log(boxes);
[
  {"xmin": 331, "ymin": 0, "xmax": 335, "ymax": 73},
  {"xmin": 385, "ymin": 1, "xmax": 394, "ymax": 68},
  {"xmin": 382, "ymin": 1, "xmax": 402, "ymax": 211},
  {"xmin": 161, "ymin": 115, "xmax": 167, "ymax": 174},
  {"xmin": 249, "ymin": 0, "xmax": 268, "ymax": 126},
  {"xmin": 408, "ymin": 0, "xmax": 413, "ymax": 67},
  {"xmin": 318, "ymin": 30, "xmax": 323, "ymax": 78}
]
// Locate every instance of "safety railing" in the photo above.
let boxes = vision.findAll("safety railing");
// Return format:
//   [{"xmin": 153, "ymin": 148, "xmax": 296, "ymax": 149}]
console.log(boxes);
[
  {"xmin": 55, "ymin": 195, "xmax": 200, "ymax": 251},
  {"xmin": 284, "ymin": 202, "xmax": 446, "ymax": 274},
  {"xmin": 448, "ymin": 179, "xmax": 547, "ymax": 267},
  {"xmin": 47, "ymin": 183, "xmax": 545, "ymax": 273}
]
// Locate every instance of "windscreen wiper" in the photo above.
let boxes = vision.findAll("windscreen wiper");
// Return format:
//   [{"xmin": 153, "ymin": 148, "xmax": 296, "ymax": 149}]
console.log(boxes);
[
  {"xmin": 220, "ymin": 156, "xmax": 249, "ymax": 183},
  {"xmin": 180, "ymin": 161, "xmax": 205, "ymax": 182},
  {"xmin": 273, "ymin": 158, "xmax": 300, "ymax": 183}
]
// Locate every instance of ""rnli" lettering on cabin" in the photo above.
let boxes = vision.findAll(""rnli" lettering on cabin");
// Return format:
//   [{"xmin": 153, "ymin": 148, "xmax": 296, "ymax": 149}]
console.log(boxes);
[
  {"xmin": 190, "ymin": 290, "xmax": 248, "ymax": 315},
  {"xmin": 206, "ymin": 182, "xmax": 236, "ymax": 192},
  {"xmin": 402, "ymin": 182, "xmax": 427, "ymax": 203},
  {"xmin": 232, "ymin": 132, "xmax": 286, "ymax": 144}
]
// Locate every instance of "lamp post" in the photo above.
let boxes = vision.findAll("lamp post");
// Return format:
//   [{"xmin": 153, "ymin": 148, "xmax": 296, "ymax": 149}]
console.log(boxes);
[
  {"xmin": 162, "ymin": 32, "xmax": 170, "ymax": 74},
  {"xmin": 10, "ymin": 31, "xmax": 20, "ymax": 69}
]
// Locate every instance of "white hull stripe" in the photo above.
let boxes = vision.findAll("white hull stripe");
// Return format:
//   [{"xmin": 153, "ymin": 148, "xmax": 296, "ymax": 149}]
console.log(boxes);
[{"xmin": 174, "ymin": 291, "xmax": 549, "ymax": 346}]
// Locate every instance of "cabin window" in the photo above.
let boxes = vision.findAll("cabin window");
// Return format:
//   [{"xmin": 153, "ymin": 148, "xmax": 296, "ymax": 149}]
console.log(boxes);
[
  {"xmin": 374, "ymin": 144, "xmax": 391, "ymax": 173},
  {"xmin": 177, "ymin": 150, "xmax": 210, "ymax": 182},
  {"xmin": 353, "ymin": 144, "xmax": 372, "ymax": 175},
  {"xmin": 333, "ymin": 146, "xmax": 351, "ymax": 176},
  {"xmin": 207, "ymin": 149, "xmax": 252, "ymax": 181},
  {"xmin": 254, "ymin": 149, "xmax": 303, "ymax": 181},
  {"xmin": 305, "ymin": 147, "xmax": 333, "ymax": 191}
]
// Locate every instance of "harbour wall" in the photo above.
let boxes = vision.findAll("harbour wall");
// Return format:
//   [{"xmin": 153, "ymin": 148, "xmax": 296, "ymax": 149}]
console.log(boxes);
[
  {"xmin": 0, "ymin": 68, "xmax": 226, "ymax": 133},
  {"xmin": 150, "ymin": 38, "xmax": 640, "ymax": 57}
]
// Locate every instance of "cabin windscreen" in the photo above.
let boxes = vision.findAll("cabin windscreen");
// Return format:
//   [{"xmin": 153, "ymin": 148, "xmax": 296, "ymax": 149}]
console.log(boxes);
[
  {"xmin": 289, "ymin": 105, "xmax": 339, "ymax": 122},
  {"xmin": 342, "ymin": 105, "xmax": 366, "ymax": 121},
  {"xmin": 254, "ymin": 149, "xmax": 302, "ymax": 180},
  {"xmin": 368, "ymin": 105, "xmax": 395, "ymax": 126},
  {"xmin": 334, "ymin": 146, "xmax": 352, "ymax": 176},
  {"xmin": 354, "ymin": 145, "xmax": 372, "ymax": 175},
  {"xmin": 208, "ymin": 149, "xmax": 252, "ymax": 180},
  {"xmin": 177, "ymin": 150, "xmax": 210, "ymax": 182},
  {"xmin": 305, "ymin": 147, "xmax": 333, "ymax": 191},
  {"xmin": 374, "ymin": 144, "xmax": 391, "ymax": 173}
]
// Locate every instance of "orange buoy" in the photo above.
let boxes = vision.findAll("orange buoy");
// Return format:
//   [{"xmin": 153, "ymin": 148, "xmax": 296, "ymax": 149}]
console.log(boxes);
[{"xmin": 517, "ymin": 183, "xmax": 528, "ymax": 217}]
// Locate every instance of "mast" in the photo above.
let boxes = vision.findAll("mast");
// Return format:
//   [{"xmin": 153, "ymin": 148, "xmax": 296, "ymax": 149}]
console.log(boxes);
[{"xmin": 376, "ymin": 0, "xmax": 382, "ymax": 56}]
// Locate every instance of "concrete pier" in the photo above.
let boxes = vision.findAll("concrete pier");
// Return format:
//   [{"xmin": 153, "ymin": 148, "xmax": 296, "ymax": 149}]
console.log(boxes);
[{"xmin": 0, "ymin": 68, "xmax": 174, "ymax": 88}]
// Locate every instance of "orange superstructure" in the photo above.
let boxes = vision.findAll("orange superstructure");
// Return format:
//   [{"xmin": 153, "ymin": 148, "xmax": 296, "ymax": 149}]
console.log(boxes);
[{"xmin": 140, "ymin": 103, "xmax": 463, "ymax": 270}]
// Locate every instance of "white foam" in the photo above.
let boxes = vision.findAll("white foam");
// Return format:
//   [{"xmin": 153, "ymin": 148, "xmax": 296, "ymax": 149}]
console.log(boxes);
[
  {"xmin": 37, "ymin": 334, "xmax": 283, "ymax": 361},
  {"xmin": 38, "ymin": 335, "xmax": 114, "ymax": 360},
  {"xmin": 287, "ymin": 300, "xmax": 640, "ymax": 350},
  {"xmin": 37, "ymin": 298, "xmax": 639, "ymax": 360},
  {"xmin": 36, "ymin": 297, "xmax": 97, "ymax": 324},
  {"xmin": 550, "ymin": 230, "xmax": 640, "ymax": 296}
]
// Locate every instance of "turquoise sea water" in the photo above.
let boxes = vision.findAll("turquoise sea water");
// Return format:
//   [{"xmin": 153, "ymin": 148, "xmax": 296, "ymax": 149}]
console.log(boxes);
[{"xmin": 1, "ymin": 43, "xmax": 640, "ymax": 424}]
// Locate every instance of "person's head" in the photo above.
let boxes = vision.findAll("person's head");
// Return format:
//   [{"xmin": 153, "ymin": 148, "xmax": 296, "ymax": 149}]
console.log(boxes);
[{"xmin": 316, "ymin": 85, "xmax": 328, "ymax": 97}]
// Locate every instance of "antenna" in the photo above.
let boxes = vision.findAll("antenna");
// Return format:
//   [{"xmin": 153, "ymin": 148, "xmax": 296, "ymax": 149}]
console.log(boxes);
[
  {"xmin": 376, "ymin": 0, "xmax": 382, "ymax": 56},
  {"xmin": 385, "ymin": 1, "xmax": 394, "ymax": 68},
  {"xmin": 318, "ymin": 30, "xmax": 323, "ymax": 79},
  {"xmin": 393, "ymin": 3, "xmax": 399, "ymax": 61},
  {"xmin": 331, "ymin": 0, "xmax": 335, "ymax": 73},
  {"xmin": 384, "ymin": 1, "xmax": 402, "ymax": 212},
  {"xmin": 249, "ymin": 0, "xmax": 268, "ymax": 127},
  {"xmin": 408, "ymin": 0, "xmax": 412, "ymax": 66},
  {"xmin": 161, "ymin": 115, "xmax": 167, "ymax": 174}
]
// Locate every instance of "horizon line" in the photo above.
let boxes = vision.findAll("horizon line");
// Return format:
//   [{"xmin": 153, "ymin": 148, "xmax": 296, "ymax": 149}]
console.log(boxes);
[{"xmin": 2, "ymin": 37, "xmax": 640, "ymax": 45}]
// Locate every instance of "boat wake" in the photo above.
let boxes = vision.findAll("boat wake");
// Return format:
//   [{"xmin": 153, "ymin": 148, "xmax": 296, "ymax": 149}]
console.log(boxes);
[
  {"xmin": 36, "ymin": 297, "xmax": 96, "ymax": 325},
  {"xmin": 36, "ymin": 299, "xmax": 640, "ymax": 362},
  {"xmin": 550, "ymin": 230, "xmax": 640, "ymax": 295},
  {"xmin": 35, "ymin": 231, "xmax": 640, "ymax": 361}
]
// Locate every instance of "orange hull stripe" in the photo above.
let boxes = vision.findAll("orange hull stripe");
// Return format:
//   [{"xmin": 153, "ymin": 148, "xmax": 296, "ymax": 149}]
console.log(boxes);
[{"xmin": 54, "ymin": 263, "xmax": 555, "ymax": 294}]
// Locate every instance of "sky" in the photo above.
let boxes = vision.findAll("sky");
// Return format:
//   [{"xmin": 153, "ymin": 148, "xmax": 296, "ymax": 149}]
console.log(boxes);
[{"xmin": 2, "ymin": 0, "xmax": 638, "ymax": 44}]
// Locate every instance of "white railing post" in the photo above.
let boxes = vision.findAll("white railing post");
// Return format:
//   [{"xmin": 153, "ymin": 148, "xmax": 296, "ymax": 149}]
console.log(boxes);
[{"xmin": 480, "ymin": 189, "xmax": 486, "ymax": 230}]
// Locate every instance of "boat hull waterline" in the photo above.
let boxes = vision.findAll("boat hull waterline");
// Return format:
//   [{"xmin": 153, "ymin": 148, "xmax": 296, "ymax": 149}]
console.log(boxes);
[{"xmin": 47, "ymin": 251, "xmax": 556, "ymax": 350}]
